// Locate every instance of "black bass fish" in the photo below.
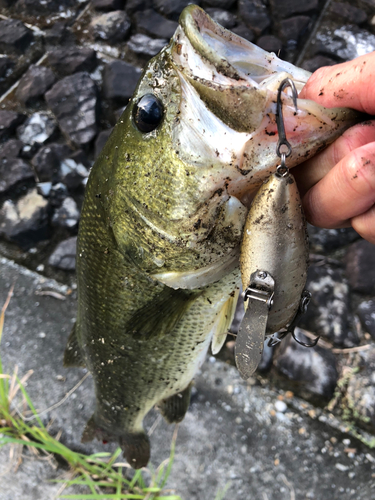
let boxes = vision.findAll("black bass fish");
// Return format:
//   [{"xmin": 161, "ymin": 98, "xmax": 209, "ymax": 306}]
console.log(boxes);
[{"xmin": 64, "ymin": 5, "xmax": 359, "ymax": 468}]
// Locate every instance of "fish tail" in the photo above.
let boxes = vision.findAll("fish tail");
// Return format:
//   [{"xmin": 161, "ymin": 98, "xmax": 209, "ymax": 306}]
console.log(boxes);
[{"xmin": 119, "ymin": 432, "xmax": 150, "ymax": 469}]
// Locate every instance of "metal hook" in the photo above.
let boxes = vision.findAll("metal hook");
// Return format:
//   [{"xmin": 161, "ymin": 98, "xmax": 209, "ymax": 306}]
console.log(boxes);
[{"xmin": 276, "ymin": 78, "xmax": 298, "ymax": 160}]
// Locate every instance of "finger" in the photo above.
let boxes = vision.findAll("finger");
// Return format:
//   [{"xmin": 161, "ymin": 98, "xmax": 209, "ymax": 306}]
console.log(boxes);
[
  {"xmin": 299, "ymin": 52, "xmax": 375, "ymax": 115},
  {"xmin": 293, "ymin": 120, "xmax": 375, "ymax": 195},
  {"xmin": 351, "ymin": 205, "xmax": 375, "ymax": 244},
  {"xmin": 302, "ymin": 142, "xmax": 375, "ymax": 228}
]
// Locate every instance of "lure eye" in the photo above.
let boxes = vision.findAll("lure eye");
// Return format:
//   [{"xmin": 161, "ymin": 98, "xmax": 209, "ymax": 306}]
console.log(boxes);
[{"xmin": 133, "ymin": 94, "xmax": 164, "ymax": 133}]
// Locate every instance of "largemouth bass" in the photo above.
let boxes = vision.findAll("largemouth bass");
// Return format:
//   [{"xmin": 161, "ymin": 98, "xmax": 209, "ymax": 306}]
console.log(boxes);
[{"xmin": 65, "ymin": 5, "xmax": 359, "ymax": 468}]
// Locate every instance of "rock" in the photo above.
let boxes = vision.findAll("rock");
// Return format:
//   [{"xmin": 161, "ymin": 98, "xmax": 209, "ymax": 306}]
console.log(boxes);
[
  {"xmin": 308, "ymin": 225, "xmax": 360, "ymax": 253},
  {"xmin": 127, "ymin": 34, "xmax": 168, "ymax": 57},
  {"xmin": 95, "ymin": 128, "xmax": 113, "ymax": 159},
  {"xmin": 153, "ymin": 0, "xmax": 199, "ymax": 21},
  {"xmin": 301, "ymin": 55, "xmax": 337, "ymax": 72},
  {"xmin": 60, "ymin": 156, "xmax": 90, "ymax": 190},
  {"xmin": 15, "ymin": 65, "xmax": 56, "ymax": 106},
  {"xmin": 274, "ymin": 329, "xmax": 338, "ymax": 399},
  {"xmin": 37, "ymin": 181, "xmax": 53, "ymax": 198},
  {"xmin": 257, "ymin": 340, "xmax": 274, "ymax": 372},
  {"xmin": 238, "ymin": 0, "xmax": 271, "ymax": 36},
  {"xmin": 135, "ymin": 9, "xmax": 178, "ymax": 39},
  {"xmin": 52, "ymin": 197, "xmax": 80, "ymax": 229},
  {"xmin": 0, "ymin": 110, "xmax": 26, "ymax": 140},
  {"xmin": 48, "ymin": 236, "xmax": 77, "ymax": 270},
  {"xmin": 45, "ymin": 21, "xmax": 70, "ymax": 45},
  {"xmin": 329, "ymin": 2, "xmax": 367, "ymax": 24},
  {"xmin": 0, "ymin": 18, "xmax": 34, "ymax": 53},
  {"xmin": 103, "ymin": 60, "xmax": 142, "ymax": 101},
  {"xmin": 90, "ymin": 11, "xmax": 131, "ymax": 43},
  {"xmin": 125, "ymin": 0, "xmax": 152, "ymax": 15},
  {"xmin": 279, "ymin": 16, "xmax": 311, "ymax": 43},
  {"xmin": 298, "ymin": 264, "xmax": 358, "ymax": 348},
  {"xmin": 357, "ymin": 300, "xmax": 375, "ymax": 341},
  {"xmin": 14, "ymin": 0, "xmax": 74, "ymax": 14},
  {"xmin": 0, "ymin": 139, "xmax": 23, "ymax": 159},
  {"xmin": 17, "ymin": 112, "xmax": 57, "ymax": 146},
  {"xmin": 202, "ymin": 0, "xmax": 236, "ymax": 8},
  {"xmin": 92, "ymin": 0, "xmax": 125, "ymax": 10},
  {"xmin": 0, "ymin": 55, "xmax": 12, "ymax": 78},
  {"xmin": 205, "ymin": 8, "xmax": 237, "ymax": 29},
  {"xmin": 345, "ymin": 346, "xmax": 375, "ymax": 430},
  {"xmin": 0, "ymin": 189, "xmax": 49, "ymax": 249},
  {"xmin": 231, "ymin": 23, "xmax": 255, "ymax": 42},
  {"xmin": 269, "ymin": 0, "xmax": 319, "ymax": 19},
  {"xmin": 49, "ymin": 182, "xmax": 68, "ymax": 207},
  {"xmin": 31, "ymin": 143, "xmax": 72, "ymax": 183},
  {"xmin": 346, "ymin": 239, "xmax": 375, "ymax": 294},
  {"xmin": 45, "ymin": 72, "xmax": 99, "ymax": 146},
  {"xmin": 257, "ymin": 35, "xmax": 283, "ymax": 53},
  {"xmin": 0, "ymin": 157, "xmax": 34, "ymax": 194},
  {"xmin": 47, "ymin": 48, "xmax": 97, "ymax": 77},
  {"xmin": 313, "ymin": 25, "xmax": 375, "ymax": 61}
]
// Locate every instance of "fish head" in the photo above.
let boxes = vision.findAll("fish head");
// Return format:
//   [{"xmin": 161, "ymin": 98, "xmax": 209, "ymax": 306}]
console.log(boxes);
[{"xmin": 100, "ymin": 5, "xmax": 359, "ymax": 283}]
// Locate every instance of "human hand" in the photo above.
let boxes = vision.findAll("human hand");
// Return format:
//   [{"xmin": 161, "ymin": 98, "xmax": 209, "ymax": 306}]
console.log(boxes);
[{"xmin": 293, "ymin": 52, "xmax": 375, "ymax": 244}]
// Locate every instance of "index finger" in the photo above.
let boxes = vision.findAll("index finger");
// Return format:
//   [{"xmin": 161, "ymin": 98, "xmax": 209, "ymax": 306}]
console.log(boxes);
[{"xmin": 299, "ymin": 52, "xmax": 375, "ymax": 115}]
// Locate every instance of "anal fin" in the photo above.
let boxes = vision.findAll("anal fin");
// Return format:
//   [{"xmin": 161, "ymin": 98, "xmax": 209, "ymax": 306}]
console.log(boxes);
[
  {"xmin": 63, "ymin": 322, "xmax": 86, "ymax": 368},
  {"xmin": 158, "ymin": 383, "xmax": 192, "ymax": 424},
  {"xmin": 211, "ymin": 289, "xmax": 240, "ymax": 355}
]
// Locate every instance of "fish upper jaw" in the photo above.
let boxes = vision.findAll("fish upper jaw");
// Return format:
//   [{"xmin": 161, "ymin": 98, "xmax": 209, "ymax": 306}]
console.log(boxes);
[{"xmin": 169, "ymin": 5, "xmax": 361, "ymax": 206}]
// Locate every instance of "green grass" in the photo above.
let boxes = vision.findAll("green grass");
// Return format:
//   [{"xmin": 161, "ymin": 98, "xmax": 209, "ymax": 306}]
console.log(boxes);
[{"xmin": 0, "ymin": 285, "xmax": 182, "ymax": 500}]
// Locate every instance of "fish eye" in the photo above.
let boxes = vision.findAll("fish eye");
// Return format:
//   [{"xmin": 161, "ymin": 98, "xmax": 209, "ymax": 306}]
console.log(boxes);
[{"xmin": 133, "ymin": 94, "xmax": 164, "ymax": 133}]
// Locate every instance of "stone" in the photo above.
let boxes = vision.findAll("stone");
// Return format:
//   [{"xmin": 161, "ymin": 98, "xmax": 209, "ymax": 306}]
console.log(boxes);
[
  {"xmin": 52, "ymin": 197, "xmax": 80, "ymax": 229},
  {"xmin": 205, "ymin": 8, "xmax": 237, "ymax": 29},
  {"xmin": 274, "ymin": 328, "xmax": 338, "ymax": 399},
  {"xmin": 238, "ymin": 0, "xmax": 271, "ymax": 36},
  {"xmin": 15, "ymin": 65, "xmax": 57, "ymax": 106},
  {"xmin": 257, "ymin": 35, "xmax": 283, "ymax": 54},
  {"xmin": 0, "ymin": 157, "xmax": 34, "ymax": 194},
  {"xmin": 31, "ymin": 143, "xmax": 72, "ymax": 183},
  {"xmin": 17, "ymin": 112, "xmax": 57, "ymax": 146},
  {"xmin": 92, "ymin": 0, "xmax": 125, "ymax": 10},
  {"xmin": 45, "ymin": 72, "xmax": 99, "ymax": 146},
  {"xmin": 308, "ymin": 225, "xmax": 360, "ymax": 253},
  {"xmin": 301, "ymin": 55, "xmax": 337, "ymax": 73},
  {"xmin": 47, "ymin": 48, "xmax": 97, "ymax": 77},
  {"xmin": 45, "ymin": 21, "xmax": 70, "ymax": 45},
  {"xmin": 0, "ymin": 139, "xmax": 23, "ymax": 160},
  {"xmin": 125, "ymin": 0, "xmax": 152, "ymax": 15},
  {"xmin": 0, "ymin": 18, "xmax": 34, "ymax": 52},
  {"xmin": 37, "ymin": 181, "xmax": 53, "ymax": 198},
  {"xmin": 298, "ymin": 264, "xmax": 359, "ymax": 348},
  {"xmin": 0, "ymin": 55, "xmax": 12, "ymax": 78},
  {"xmin": 231, "ymin": 23, "xmax": 255, "ymax": 42},
  {"xmin": 329, "ymin": 2, "xmax": 367, "ymax": 24},
  {"xmin": 313, "ymin": 25, "xmax": 375, "ymax": 61},
  {"xmin": 14, "ymin": 0, "xmax": 74, "ymax": 14},
  {"xmin": 279, "ymin": 16, "xmax": 311, "ymax": 43},
  {"xmin": 202, "ymin": 0, "xmax": 236, "ymax": 8},
  {"xmin": 357, "ymin": 300, "xmax": 375, "ymax": 341},
  {"xmin": 48, "ymin": 236, "xmax": 77, "ymax": 270},
  {"xmin": 153, "ymin": 0, "xmax": 199, "ymax": 21},
  {"xmin": 0, "ymin": 110, "xmax": 26, "ymax": 140},
  {"xmin": 0, "ymin": 189, "xmax": 49, "ymax": 249},
  {"xmin": 90, "ymin": 11, "xmax": 131, "ymax": 43},
  {"xmin": 95, "ymin": 128, "xmax": 113, "ymax": 159},
  {"xmin": 49, "ymin": 182, "xmax": 69, "ymax": 207},
  {"xmin": 59, "ymin": 156, "xmax": 90, "ymax": 190},
  {"xmin": 135, "ymin": 9, "xmax": 178, "ymax": 39},
  {"xmin": 127, "ymin": 34, "xmax": 168, "ymax": 57},
  {"xmin": 103, "ymin": 60, "xmax": 142, "ymax": 101},
  {"xmin": 346, "ymin": 239, "xmax": 375, "ymax": 294},
  {"xmin": 269, "ymin": 0, "xmax": 319, "ymax": 19}
]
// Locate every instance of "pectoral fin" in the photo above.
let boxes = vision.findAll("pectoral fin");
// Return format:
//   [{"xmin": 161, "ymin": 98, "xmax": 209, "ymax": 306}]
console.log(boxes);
[
  {"xmin": 63, "ymin": 323, "xmax": 86, "ymax": 368},
  {"xmin": 158, "ymin": 383, "xmax": 193, "ymax": 424},
  {"xmin": 211, "ymin": 289, "xmax": 240, "ymax": 355},
  {"xmin": 127, "ymin": 287, "xmax": 199, "ymax": 339}
]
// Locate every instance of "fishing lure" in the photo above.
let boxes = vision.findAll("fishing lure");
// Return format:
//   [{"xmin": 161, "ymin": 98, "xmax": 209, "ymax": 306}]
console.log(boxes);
[{"xmin": 235, "ymin": 79, "xmax": 319, "ymax": 380}]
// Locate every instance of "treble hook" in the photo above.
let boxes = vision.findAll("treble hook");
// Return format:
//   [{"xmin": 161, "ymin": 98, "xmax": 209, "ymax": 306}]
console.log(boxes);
[
  {"xmin": 276, "ymin": 78, "xmax": 298, "ymax": 161},
  {"xmin": 292, "ymin": 330, "xmax": 320, "ymax": 348}
]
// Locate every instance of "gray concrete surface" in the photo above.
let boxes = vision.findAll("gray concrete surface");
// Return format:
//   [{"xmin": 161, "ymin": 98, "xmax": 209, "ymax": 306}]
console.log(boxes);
[{"xmin": 1, "ymin": 256, "xmax": 375, "ymax": 499}]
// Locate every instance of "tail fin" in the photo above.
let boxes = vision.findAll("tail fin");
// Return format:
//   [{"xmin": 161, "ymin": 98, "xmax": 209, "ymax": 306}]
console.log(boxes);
[
  {"xmin": 120, "ymin": 432, "xmax": 150, "ymax": 469},
  {"xmin": 81, "ymin": 414, "xmax": 150, "ymax": 469}
]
